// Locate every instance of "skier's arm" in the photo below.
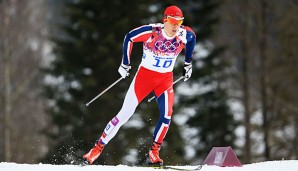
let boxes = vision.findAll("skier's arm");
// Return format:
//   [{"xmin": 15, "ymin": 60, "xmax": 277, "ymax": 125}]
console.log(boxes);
[
  {"xmin": 185, "ymin": 26, "xmax": 196, "ymax": 63},
  {"xmin": 183, "ymin": 27, "xmax": 196, "ymax": 81},
  {"xmin": 122, "ymin": 25, "xmax": 153, "ymax": 65}
]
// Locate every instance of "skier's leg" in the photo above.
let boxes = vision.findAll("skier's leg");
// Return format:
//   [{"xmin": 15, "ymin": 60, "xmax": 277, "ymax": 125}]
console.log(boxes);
[
  {"xmin": 84, "ymin": 67, "xmax": 155, "ymax": 164},
  {"xmin": 148, "ymin": 86, "xmax": 174, "ymax": 165},
  {"xmin": 153, "ymin": 87, "xmax": 174, "ymax": 143},
  {"xmin": 83, "ymin": 78, "xmax": 139, "ymax": 164},
  {"xmin": 152, "ymin": 73, "xmax": 174, "ymax": 144},
  {"xmin": 100, "ymin": 68, "xmax": 156, "ymax": 144},
  {"xmin": 99, "ymin": 77, "xmax": 139, "ymax": 144}
]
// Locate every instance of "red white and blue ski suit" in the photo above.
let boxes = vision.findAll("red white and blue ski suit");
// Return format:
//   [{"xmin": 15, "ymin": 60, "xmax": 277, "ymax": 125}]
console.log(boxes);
[{"xmin": 100, "ymin": 23, "xmax": 196, "ymax": 145}]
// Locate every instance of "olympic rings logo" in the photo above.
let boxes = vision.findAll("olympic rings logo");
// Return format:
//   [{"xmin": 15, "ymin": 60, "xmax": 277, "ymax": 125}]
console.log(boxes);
[{"xmin": 155, "ymin": 40, "xmax": 180, "ymax": 52}]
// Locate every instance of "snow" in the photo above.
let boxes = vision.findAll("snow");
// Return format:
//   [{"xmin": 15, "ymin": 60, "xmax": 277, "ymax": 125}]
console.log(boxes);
[{"xmin": 1, "ymin": 160, "xmax": 298, "ymax": 171}]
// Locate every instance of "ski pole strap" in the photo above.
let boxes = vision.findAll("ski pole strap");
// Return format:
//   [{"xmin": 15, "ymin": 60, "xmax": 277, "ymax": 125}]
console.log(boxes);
[{"xmin": 147, "ymin": 76, "xmax": 184, "ymax": 103}]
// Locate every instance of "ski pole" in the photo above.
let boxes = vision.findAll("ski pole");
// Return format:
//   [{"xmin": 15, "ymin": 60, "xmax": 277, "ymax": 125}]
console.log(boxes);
[
  {"xmin": 147, "ymin": 76, "xmax": 184, "ymax": 103},
  {"xmin": 85, "ymin": 77, "xmax": 124, "ymax": 107}
]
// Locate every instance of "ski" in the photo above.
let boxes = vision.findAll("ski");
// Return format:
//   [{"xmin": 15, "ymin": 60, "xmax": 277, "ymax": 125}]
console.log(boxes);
[
  {"xmin": 138, "ymin": 165, "xmax": 203, "ymax": 171},
  {"xmin": 162, "ymin": 166, "xmax": 202, "ymax": 171},
  {"xmin": 80, "ymin": 161, "xmax": 203, "ymax": 171},
  {"xmin": 160, "ymin": 165, "xmax": 202, "ymax": 171}
]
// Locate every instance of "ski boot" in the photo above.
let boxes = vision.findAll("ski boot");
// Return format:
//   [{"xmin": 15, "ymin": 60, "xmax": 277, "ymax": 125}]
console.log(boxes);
[
  {"xmin": 83, "ymin": 141, "xmax": 105, "ymax": 165},
  {"xmin": 147, "ymin": 142, "xmax": 163, "ymax": 166}
]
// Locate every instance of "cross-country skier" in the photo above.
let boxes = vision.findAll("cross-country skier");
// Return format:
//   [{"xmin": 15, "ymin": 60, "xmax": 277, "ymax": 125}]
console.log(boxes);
[{"xmin": 83, "ymin": 5, "xmax": 196, "ymax": 165}]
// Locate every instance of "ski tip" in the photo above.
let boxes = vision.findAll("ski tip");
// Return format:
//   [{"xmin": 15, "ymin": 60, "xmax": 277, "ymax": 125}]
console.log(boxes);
[
  {"xmin": 195, "ymin": 165, "xmax": 203, "ymax": 170},
  {"xmin": 147, "ymin": 162, "xmax": 163, "ymax": 167}
]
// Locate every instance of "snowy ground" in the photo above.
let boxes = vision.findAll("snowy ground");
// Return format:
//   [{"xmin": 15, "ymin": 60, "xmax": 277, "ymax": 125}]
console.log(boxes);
[{"xmin": 0, "ymin": 160, "xmax": 297, "ymax": 171}]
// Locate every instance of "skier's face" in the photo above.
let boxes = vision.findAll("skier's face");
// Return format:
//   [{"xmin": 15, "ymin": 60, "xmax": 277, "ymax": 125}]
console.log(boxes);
[{"xmin": 164, "ymin": 16, "xmax": 183, "ymax": 37}]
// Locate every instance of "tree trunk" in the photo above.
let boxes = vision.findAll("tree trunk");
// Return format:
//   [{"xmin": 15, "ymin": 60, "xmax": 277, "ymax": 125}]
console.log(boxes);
[
  {"xmin": 259, "ymin": 0, "xmax": 270, "ymax": 160},
  {"xmin": 241, "ymin": 0, "xmax": 252, "ymax": 163},
  {"xmin": 2, "ymin": 5, "xmax": 12, "ymax": 161},
  {"xmin": 294, "ymin": 111, "xmax": 298, "ymax": 159}
]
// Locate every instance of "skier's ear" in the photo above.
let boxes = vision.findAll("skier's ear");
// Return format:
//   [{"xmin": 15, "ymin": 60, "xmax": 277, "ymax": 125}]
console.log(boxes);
[{"xmin": 163, "ymin": 15, "xmax": 167, "ymax": 23}]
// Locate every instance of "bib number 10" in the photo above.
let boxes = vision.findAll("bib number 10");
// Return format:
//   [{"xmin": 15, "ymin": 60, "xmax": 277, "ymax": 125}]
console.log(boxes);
[{"xmin": 153, "ymin": 58, "xmax": 173, "ymax": 68}]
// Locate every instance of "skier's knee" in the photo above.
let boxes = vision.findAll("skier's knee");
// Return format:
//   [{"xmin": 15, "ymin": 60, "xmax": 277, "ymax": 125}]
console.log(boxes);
[
  {"xmin": 104, "ymin": 116, "xmax": 120, "ymax": 135},
  {"xmin": 160, "ymin": 117, "xmax": 171, "ymax": 125}
]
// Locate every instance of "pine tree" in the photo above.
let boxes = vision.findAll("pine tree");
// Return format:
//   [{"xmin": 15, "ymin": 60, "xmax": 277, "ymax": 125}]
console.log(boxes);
[
  {"xmin": 42, "ymin": 0, "xmax": 237, "ymax": 165},
  {"xmin": 174, "ymin": 0, "xmax": 238, "ymax": 163},
  {"xmin": 42, "ymin": 0, "xmax": 153, "ymax": 165}
]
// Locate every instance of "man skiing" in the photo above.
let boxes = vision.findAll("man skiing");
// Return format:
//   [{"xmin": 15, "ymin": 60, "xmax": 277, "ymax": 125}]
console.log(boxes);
[{"xmin": 83, "ymin": 5, "xmax": 196, "ymax": 165}]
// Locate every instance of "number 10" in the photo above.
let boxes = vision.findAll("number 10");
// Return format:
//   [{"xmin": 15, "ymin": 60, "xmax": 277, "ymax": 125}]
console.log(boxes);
[{"xmin": 153, "ymin": 58, "xmax": 173, "ymax": 68}]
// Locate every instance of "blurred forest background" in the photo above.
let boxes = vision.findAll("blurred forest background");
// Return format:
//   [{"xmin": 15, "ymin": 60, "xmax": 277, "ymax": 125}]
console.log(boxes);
[{"xmin": 0, "ymin": 0, "xmax": 297, "ymax": 166}]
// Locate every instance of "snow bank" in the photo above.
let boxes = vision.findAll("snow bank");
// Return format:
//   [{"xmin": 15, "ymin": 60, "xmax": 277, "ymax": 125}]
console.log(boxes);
[{"xmin": 0, "ymin": 160, "xmax": 297, "ymax": 171}]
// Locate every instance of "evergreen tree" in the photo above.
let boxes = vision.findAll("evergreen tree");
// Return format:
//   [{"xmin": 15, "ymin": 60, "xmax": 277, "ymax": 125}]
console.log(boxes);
[
  {"xmin": 42, "ymin": 0, "xmax": 154, "ymax": 165},
  {"xmin": 174, "ymin": 0, "xmax": 238, "ymax": 163},
  {"xmin": 42, "ymin": 0, "xmax": 236, "ymax": 165}
]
